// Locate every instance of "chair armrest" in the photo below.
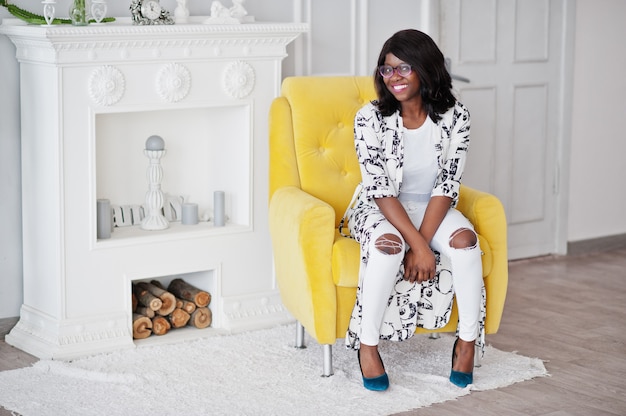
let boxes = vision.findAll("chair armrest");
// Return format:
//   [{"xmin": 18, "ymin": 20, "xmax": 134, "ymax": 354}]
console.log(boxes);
[
  {"xmin": 457, "ymin": 185, "xmax": 509, "ymax": 333},
  {"xmin": 457, "ymin": 185, "xmax": 507, "ymax": 252},
  {"xmin": 269, "ymin": 97, "xmax": 300, "ymax": 200},
  {"xmin": 269, "ymin": 186, "xmax": 339, "ymax": 343}
]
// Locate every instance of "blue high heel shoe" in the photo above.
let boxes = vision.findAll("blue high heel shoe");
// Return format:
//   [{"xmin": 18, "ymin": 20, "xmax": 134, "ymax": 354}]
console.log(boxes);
[
  {"xmin": 357, "ymin": 349, "xmax": 389, "ymax": 391},
  {"xmin": 449, "ymin": 338, "xmax": 473, "ymax": 388}
]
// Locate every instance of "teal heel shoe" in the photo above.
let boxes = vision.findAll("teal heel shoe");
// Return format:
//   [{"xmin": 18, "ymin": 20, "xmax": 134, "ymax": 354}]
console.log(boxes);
[
  {"xmin": 358, "ymin": 349, "xmax": 389, "ymax": 391},
  {"xmin": 449, "ymin": 338, "xmax": 473, "ymax": 388},
  {"xmin": 450, "ymin": 369, "xmax": 473, "ymax": 388}
]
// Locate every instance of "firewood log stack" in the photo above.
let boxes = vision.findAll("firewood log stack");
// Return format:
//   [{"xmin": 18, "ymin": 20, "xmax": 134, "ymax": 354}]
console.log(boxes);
[{"xmin": 131, "ymin": 278, "xmax": 212, "ymax": 339}]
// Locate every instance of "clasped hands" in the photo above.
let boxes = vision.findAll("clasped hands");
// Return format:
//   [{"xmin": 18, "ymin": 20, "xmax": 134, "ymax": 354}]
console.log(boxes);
[{"xmin": 403, "ymin": 245, "xmax": 436, "ymax": 283}]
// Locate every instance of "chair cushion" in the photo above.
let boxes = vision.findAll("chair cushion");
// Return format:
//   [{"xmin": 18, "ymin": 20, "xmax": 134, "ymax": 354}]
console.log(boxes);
[
  {"xmin": 331, "ymin": 232, "xmax": 492, "ymax": 288},
  {"xmin": 331, "ymin": 233, "xmax": 361, "ymax": 287}
]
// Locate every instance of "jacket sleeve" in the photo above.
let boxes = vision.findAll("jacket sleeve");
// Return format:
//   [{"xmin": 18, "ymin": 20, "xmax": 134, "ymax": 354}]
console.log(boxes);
[
  {"xmin": 354, "ymin": 104, "xmax": 398, "ymax": 200},
  {"xmin": 431, "ymin": 102, "xmax": 471, "ymax": 206}
]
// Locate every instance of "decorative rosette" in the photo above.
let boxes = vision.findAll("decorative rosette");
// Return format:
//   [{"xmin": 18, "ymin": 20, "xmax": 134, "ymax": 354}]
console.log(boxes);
[
  {"xmin": 222, "ymin": 61, "xmax": 255, "ymax": 99},
  {"xmin": 88, "ymin": 65, "xmax": 125, "ymax": 106},
  {"xmin": 156, "ymin": 63, "xmax": 191, "ymax": 103}
]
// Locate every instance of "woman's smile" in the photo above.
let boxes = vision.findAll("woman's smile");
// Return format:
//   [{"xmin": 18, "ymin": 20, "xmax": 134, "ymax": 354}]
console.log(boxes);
[{"xmin": 391, "ymin": 84, "xmax": 408, "ymax": 93}]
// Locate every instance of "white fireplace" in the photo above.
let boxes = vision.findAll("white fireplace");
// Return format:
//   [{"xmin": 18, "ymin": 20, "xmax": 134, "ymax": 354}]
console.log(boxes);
[{"xmin": 0, "ymin": 17, "xmax": 307, "ymax": 359}]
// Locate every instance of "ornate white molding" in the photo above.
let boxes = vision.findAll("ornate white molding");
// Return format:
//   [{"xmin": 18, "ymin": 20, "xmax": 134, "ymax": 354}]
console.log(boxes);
[
  {"xmin": 227, "ymin": 301, "xmax": 287, "ymax": 320},
  {"xmin": 222, "ymin": 292, "xmax": 293, "ymax": 331},
  {"xmin": 88, "ymin": 65, "xmax": 125, "ymax": 106},
  {"xmin": 222, "ymin": 60, "xmax": 255, "ymax": 99},
  {"xmin": 10, "ymin": 314, "xmax": 58, "ymax": 347},
  {"xmin": 15, "ymin": 21, "xmax": 308, "ymax": 36},
  {"xmin": 5, "ymin": 305, "xmax": 132, "ymax": 359},
  {"xmin": 156, "ymin": 62, "xmax": 191, "ymax": 103},
  {"xmin": 0, "ymin": 19, "xmax": 309, "ymax": 65},
  {"xmin": 59, "ymin": 328, "xmax": 129, "ymax": 346}
]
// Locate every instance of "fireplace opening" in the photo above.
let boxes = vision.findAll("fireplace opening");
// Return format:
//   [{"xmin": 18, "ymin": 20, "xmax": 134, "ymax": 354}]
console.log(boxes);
[{"xmin": 130, "ymin": 269, "xmax": 218, "ymax": 343}]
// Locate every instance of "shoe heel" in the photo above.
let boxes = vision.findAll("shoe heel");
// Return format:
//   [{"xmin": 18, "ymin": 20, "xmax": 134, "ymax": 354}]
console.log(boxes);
[
  {"xmin": 358, "ymin": 349, "xmax": 389, "ymax": 391},
  {"xmin": 449, "ymin": 338, "xmax": 474, "ymax": 388}
]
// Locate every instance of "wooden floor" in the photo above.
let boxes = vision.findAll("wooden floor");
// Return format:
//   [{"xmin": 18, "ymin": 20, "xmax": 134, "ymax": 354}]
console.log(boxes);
[{"xmin": 1, "ymin": 248, "xmax": 625, "ymax": 415}]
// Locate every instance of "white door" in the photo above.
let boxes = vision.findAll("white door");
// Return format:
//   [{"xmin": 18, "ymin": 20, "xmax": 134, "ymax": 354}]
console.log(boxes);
[{"xmin": 431, "ymin": 0, "xmax": 573, "ymax": 259}]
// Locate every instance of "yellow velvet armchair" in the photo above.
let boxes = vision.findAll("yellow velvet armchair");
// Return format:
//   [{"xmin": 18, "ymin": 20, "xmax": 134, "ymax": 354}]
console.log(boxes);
[{"xmin": 269, "ymin": 76, "xmax": 508, "ymax": 376}]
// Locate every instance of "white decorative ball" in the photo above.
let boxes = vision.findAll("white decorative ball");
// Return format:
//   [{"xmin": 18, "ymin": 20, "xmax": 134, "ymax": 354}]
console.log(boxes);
[{"xmin": 145, "ymin": 135, "xmax": 165, "ymax": 150}]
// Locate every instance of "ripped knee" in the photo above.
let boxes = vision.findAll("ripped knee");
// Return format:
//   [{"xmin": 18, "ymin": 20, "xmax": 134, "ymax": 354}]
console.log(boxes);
[
  {"xmin": 374, "ymin": 233, "xmax": 403, "ymax": 255},
  {"xmin": 449, "ymin": 228, "xmax": 478, "ymax": 250}
]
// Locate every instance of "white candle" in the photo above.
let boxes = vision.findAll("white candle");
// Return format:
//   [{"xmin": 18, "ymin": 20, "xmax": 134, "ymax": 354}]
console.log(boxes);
[
  {"xmin": 181, "ymin": 202, "xmax": 199, "ymax": 225},
  {"xmin": 97, "ymin": 199, "xmax": 112, "ymax": 239},
  {"xmin": 213, "ymin": 191, "xmax": 225, "ymax": 227}
]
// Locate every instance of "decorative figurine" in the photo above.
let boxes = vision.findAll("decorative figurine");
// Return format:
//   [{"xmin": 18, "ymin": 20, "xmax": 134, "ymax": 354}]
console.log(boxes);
[
  {"xmin": 141, "ymin": 135, "xmax": 169, "ymax": 230},
  {"xmin": 41, "ymin": 0, "xmax": 56, "ymax": 26},
  {"xmin": 229, "ymin": 0, "xmax": 247, "ymax": 19},
  {"xmin": 174, "ymin": 0, "xmax": 189, "ymax": 24},
  {"xmin": 203, "ymin": 0, "xmax": 254, "ymax": 24},
  {"xmin": 90, "ymin": 0, "xmax": 107, "ymax": 24}
]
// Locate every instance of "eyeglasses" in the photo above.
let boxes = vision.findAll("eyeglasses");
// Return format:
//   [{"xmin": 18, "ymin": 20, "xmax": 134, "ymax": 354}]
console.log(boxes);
[{"xmin": 378, "ymin": 63, "xmax": 413, "ymax": 78}]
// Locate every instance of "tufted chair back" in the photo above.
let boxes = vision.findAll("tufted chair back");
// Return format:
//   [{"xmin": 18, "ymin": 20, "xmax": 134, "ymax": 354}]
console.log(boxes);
[{"xmin": 269, "ymin": 76, "xmax": 376, "ymax": 226}]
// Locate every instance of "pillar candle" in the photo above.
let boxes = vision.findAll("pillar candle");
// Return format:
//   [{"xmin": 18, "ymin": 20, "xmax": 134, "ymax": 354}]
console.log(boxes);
[
  {"xmin": 214, "ymin": 191, "xmax": 225, "ymax": 227},
  {"xmin": 181, "ymin": 202, "xmax": 199, "ymax": 225},
  {"xmin": 97, "ymin": 199, "xmax": 111, "ymax": 239}
]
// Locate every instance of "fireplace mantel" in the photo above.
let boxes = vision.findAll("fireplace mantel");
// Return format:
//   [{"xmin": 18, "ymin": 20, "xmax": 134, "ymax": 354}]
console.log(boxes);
[
  {"xmin": 0, "ymin": 18, "xmax": 306, "ymax": 359},
  {"xmin": 1, "ymin": 17, "xmax": 306, "ymax": 64}
]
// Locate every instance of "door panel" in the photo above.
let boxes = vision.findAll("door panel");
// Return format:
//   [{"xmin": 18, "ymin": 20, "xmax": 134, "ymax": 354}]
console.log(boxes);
[
  {"xmin": 511, "ymin": 84, "xmax": 548, "ymax": 224},
  {"xmin": 439, "ymin": 0, "xmax": 567, "ymax": 259}
]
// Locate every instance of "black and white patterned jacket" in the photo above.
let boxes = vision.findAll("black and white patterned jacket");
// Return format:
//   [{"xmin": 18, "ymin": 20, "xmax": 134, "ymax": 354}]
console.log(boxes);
[{"xmin": 352, "ymin": 100, "xmax": 470, "ymax": 209}]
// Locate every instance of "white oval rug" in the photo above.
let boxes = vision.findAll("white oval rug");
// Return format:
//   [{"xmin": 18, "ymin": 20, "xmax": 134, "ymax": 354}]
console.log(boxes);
[{"xmin": 0, "ymin": 324, "xmax": 547, "ymax": 416}]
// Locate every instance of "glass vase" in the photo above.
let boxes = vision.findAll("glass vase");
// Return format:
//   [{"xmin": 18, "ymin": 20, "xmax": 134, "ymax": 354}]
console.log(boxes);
[{"xmin": 69, "ymin": 0, "xmax": 88, "ymax": 26}]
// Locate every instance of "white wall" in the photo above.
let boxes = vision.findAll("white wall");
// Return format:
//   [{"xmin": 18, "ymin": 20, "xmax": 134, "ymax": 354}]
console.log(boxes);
[
  {"xmin": 568, "ymin": 0, "xmax": 626, "ymax": 242},
  {"xmin": 1, "ymin": 0, "xmax": 625, "ymax": 319},
  {"xmin": 0, "ymin": 24, "xmax": 22, "ymax": 319}
]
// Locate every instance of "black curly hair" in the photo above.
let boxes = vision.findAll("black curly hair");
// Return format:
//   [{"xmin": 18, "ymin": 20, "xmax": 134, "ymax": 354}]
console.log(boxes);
[{"xmin": 374, "ymin": 29, "xmax": 456, "ymax": 122}]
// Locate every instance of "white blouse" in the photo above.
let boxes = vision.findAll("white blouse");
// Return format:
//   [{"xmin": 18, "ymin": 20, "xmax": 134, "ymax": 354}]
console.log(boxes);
[{"xmin": 400, "ymin": 116, "xmax": 438, "ymax": 196}]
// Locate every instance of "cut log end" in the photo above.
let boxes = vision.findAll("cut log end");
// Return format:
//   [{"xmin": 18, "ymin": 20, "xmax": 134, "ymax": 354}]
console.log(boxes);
[
  {"xmin": 181, "ymin": 300, "xmax": 196, "ymax": 314},
  {"xmin": 157, "ymin": 292, "xmax": 177, "ymax": 316},
  {"xmin": 169, "ymin": 308, "xmax": 191, "ymax": 328},
  {"xmin": 152, "ymin": 315, "xmax": 171, "ymax": 336},
  {"xmin": 189, "ymin": 307, "xmax": 212, "ymax": 329},
  {"xmin": 132, "ymin": 313, "xmax": 152, "ymax": 339},
  {"xmin": 194, "ymin": 292, "xmax": 211, "ymax": 308}
]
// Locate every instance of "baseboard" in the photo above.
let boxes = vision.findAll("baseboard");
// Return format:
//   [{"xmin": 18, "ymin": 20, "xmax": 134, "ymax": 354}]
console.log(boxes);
[
  {"xmin": 0, "ymin": 317, "xmax": 18, "ymax": 338},
  {"xmin": 567, "ymin": 233, "xmax": 626, "ymax": 256}
]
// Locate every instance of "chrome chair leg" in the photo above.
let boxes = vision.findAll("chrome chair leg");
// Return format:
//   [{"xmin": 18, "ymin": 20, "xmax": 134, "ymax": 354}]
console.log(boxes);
[
  {"xmin": 322, "ymin": 344, "xmax": 333, "ymax": 377},
  {"xmin": 295, "ymin": 321, "xmax": 306, "ymax": 349},
  {"xmin": 294, "ymin": 322, "xmax": 333, "ymax": 376}
]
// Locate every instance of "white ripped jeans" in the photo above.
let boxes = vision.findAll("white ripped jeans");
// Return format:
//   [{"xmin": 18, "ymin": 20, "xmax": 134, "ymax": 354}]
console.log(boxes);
[{"xmin": 359, "ymin": 199, "xmax": 483, "ymax": 346}]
